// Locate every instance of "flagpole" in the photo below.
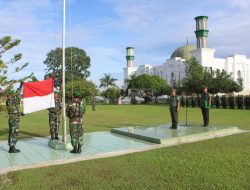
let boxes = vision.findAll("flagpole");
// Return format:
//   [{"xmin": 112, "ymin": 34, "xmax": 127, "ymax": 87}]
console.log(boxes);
[{"xmin": 62, "ymin": 0, "xmax": 67, "ymax": 142}]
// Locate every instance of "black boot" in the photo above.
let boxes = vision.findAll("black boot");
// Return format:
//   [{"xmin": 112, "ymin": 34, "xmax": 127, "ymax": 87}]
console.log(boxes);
[
  {"xmin": 13, "ymin": 146, "xmax": 20, "ymax": 153},
  {"xmin": 78, "ymin": 145, "xmax": 82, "ymax": 153},
  {"xmin": 9, "ymin": 146, "xmax": 20, "ymax": 153},
  {"xmin": 9, "ymin": 146, "xmax": 14, "ymax": 153},
  {"xmin": 70, "ymin": 146, "xmax": 77, "ymax": 153},
  {"xmin": 55, "ymin": 133, "xmax": 59, "ymax": 140}
]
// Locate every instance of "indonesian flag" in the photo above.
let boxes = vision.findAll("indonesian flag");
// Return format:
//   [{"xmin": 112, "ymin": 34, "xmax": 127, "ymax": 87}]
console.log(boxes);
[{"xmin": 23, "ymin": 78, "xmax": 55, "ymax": 114}]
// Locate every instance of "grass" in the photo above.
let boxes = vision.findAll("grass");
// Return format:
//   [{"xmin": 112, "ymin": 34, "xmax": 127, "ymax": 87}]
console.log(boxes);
[
  {"xmin": 0, "ymin": 104, "xmax": 250, "ymax": 189},
  {"xmin": 1, "ymin": 104, "xmax": 249, "ymax": 140}
]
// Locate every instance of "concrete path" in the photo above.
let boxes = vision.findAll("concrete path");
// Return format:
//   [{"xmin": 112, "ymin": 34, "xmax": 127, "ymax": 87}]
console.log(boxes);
[{"xmin": 0, "ymin": 125, "xmax": 247, "ymax": 174}]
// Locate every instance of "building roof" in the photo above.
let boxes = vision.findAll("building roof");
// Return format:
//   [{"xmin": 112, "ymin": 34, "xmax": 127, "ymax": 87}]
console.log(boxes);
[{"xmin": 170, "ymin": 44, "xmax": 196, "ymax": 60}]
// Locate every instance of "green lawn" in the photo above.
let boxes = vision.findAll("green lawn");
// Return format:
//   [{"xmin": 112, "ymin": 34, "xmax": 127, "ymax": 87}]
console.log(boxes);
[{"xmin": 0, "ymin": 105, "xmax": 250, "ymax": 189}]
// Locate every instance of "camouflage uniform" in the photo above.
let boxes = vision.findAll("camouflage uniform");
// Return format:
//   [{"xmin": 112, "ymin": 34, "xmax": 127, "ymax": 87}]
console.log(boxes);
[
  {"xmin": 66, "ymin": 99, "xmax": 85, "ymax": 153},
  {"xmin": 48, "ymin": 99, "xmax": 62, "ymax": 140},
  {"xmin": 6, "ymin": 86, "xmax": 23, "ymax": 153}
]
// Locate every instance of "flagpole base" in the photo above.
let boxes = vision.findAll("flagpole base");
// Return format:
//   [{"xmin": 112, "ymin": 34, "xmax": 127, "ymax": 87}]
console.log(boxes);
[{"xmin": 48, "ymin": 139, "xmax": 72, "ymax": 150}]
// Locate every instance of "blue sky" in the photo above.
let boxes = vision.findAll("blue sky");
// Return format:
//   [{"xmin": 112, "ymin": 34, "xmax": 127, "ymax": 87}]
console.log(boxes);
[{"xmin": 1, "ymin": 0, "xmax": 250, "ymax": 87}]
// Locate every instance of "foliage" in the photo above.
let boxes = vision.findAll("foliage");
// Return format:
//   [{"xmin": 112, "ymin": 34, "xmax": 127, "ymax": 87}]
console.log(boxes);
[
  {"xmin": 0, "ymin": 36, "xmax": 33, "ymax": 94},
  {"xmin": 99, "ymin": 74, "xmax": 117, "ymax": 89},
  {"xmin": 44, "ymin": 47, "xmax": 91, "ymax": 89},
  {"xmin": 127, "ymin": 74, "xmax": 170, "ymax": 96},
  {"xmin": 181, "ymin": 58, "xmax": 243, "ymax": 94},
  {"xmin": 65, "ymin": 79, "xmax": 97, "ymax": 102},
  {"xmin": 101, "ymin": 87, "xmax": 120, "ymax": 104}
]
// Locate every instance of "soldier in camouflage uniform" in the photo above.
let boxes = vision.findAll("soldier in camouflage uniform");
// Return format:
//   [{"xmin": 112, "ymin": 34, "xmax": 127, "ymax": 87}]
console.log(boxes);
[
  {"xmin": 6, "ymin": 83, "xmax": 24, "ymax": 153},
  {"xmin": 66, "ymin": 91, "xmax": 85, "ymax": 153},
  {"xmin": 48, "ymin": 92, "xmax": 62, "ymax": 140}
]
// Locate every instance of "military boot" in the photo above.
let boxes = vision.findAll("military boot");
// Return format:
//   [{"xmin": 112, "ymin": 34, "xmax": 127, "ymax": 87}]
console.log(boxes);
[
  {"xmin": 78, "ymin": 145, "xmax": 82, "ymax": 153},
  {"xmin": 9, "ymin": 146, "xmax": 20, "ymax": 153},
  {"xmin": 9, "ymin": 146, "xmax": 14, "ymax": 153},
  {"xmin": 70, "ymin": 146, "xmax": 77, "ymax": 153},
  {"xmin": 13, "ymin": 146, "xmax": 20, "ymax": 153}
]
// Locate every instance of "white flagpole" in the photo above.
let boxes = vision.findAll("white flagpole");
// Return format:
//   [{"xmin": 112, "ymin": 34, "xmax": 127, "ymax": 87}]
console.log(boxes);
[{"xmin": 62, "ymin": 0, "xmax": 67, "ymax": 142}]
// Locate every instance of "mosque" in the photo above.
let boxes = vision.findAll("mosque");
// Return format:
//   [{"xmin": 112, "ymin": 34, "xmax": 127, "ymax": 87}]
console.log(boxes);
[{"xmin": 123, "ymin": 16, "xmax": 250, "ymax": 93}]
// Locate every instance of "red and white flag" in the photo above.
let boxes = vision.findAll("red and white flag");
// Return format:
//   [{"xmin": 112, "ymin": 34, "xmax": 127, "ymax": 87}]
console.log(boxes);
[{"xmin": 23, "ymin": 78, "xmax": 55, "ymax": 114}]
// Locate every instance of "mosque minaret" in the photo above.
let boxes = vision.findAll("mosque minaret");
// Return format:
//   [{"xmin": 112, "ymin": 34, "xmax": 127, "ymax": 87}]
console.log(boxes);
[{"xmin": 123, "ymin": 16, "xmax": 250, "ymax": 93}]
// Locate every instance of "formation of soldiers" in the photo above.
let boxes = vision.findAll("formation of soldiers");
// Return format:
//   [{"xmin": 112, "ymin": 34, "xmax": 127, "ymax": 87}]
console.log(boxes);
[{"xmin": 180, "ymin": 94, "xmax": 250, "ymax": 110}]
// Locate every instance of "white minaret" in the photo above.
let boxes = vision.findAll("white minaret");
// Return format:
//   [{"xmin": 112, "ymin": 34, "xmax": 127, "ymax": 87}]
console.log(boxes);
[
  {"xmin": 191, "ymin": 16, "xmax": 215, "ymax": 68},
  {"xmin": 195, "ymin": 16, "xmax": 209, "ymax": 49},
  {"xmin": 123, "ymin": 47, "xmax": 137, "ymax": 89},
  {"xmin": 126, "ymin": 47, "xmax": 134, "ymax": 67}
]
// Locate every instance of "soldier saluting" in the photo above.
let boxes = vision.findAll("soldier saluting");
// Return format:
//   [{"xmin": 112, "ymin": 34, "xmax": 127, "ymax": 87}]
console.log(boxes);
[
  {"xmin": 66, "ymin": 91, "xmax": 85, "ymax": 153},
  {"xmin": 200, "ymin": 86, "xmax": 211, "ymax": 127},
  {"xmin": 48, "ymin": 92, "xmax": 62, "ymax": 140},
  {"xmin": 6, "ymin": 82, "xmax": 24, "ymax": 153}
]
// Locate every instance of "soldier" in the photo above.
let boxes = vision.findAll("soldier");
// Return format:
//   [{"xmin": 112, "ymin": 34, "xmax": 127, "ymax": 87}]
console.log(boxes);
[
  {"xmin": 244, "ymin": 95, "xmax": 248, "ymax": 109},
  {"xmin": 197, "ymin": 95, "xmax": 201, "ymax": 107},
  {"xmin": 92, "ymin": 96, "xmax": 96, "ymax": 111},
  {"xmin": 200, "ymin": 86, "xmax": 211, "ymax": 127},
  {"xmin": 48, "ymin": 92, "xmax": 62, "ymax": 140},
  {"xmin": 6, "ymin": 83, "xmax": 24, "ymax": 153},
  {"xmin": 215, "ymin": 95, "xmax": 220, "ymax": 108},
  {"xmin": 221, "ymin": 95, "xmax": 227, "ymax": 109},
  {"xmin": 191, "ymin": 96, "xmax": 196, "ymax": 107},
  {"xmin": 169, "ymin": 89, "xmax": 180, "ymax": 129},
  {"xmin": 180, "ymin": 96, "xmax": 185, "ymax": 107},
  {"xmin": 66, "ymin": 91, "xmax": 85, "ymax": 153},
  {"xmin": 229, "ymin": 95, "xmax": 235, "ymax": 109}
]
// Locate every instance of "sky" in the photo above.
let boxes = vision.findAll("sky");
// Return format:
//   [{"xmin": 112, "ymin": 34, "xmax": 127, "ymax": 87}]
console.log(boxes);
[{"xmin": 1, "ymin": 0, "xmax": 250, "ymax": 87}]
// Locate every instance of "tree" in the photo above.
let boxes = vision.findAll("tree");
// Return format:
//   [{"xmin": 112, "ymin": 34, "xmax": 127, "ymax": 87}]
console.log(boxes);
[
  {"xmin": 0, "ymin": 36, "xmax": 32, "ymax": 94},
  {"xmin": 65, "ymin": 79, "xmax": 97, "ymax": 102},
  {"xmin": 181, "ymin": 57, "xmax": 243, "ymax": 94},
  {"xmin": 44, "ymin": 47, "xmax": 91, "ymax": 89},
  {"xmin": 127, "ymin": 74, "xmax": 170, "ymax": 96},
  {"xmin": 99, "ymin": 74, "xmax": 117, "ymax": 89},
  {"xmin": 101, "ymin": 87, "xmax": 120, "ymax": 104}
]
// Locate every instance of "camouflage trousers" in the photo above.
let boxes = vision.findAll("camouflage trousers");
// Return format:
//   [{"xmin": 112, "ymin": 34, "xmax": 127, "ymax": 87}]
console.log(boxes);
[
  {"xmin": 49, "ymin": 114, "xmax": 60, "ymax": 134},
  {"xmin": 69, "ymin": 124, "xmax": 83, "ymax": 146},
  {"xmin": 8, "ymin": 114, "xmax": 20, "ymax": 147}
]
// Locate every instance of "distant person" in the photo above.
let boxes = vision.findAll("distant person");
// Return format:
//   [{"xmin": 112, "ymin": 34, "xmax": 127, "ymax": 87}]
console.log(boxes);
[
  {"xmin": 66, "ymin": 91, "xmax": 85, "ymax": 153},
  {"xmin": 200, "ymin": 86, "xmax": 211, "ymax": 127},
  {"xmin": 48, "ymin": 92, "xmax": 62, "ymax": 140},
  {"xmin": 6, "ymin": 82, "xmax": 24, "ymax": 153},
  {"xmin": 92, "ymin": 96, "xmax": 96, "ymax": 111},
  {"xmin": 169, "ymin": 89, "xmax": 180, "ymax": 129}
]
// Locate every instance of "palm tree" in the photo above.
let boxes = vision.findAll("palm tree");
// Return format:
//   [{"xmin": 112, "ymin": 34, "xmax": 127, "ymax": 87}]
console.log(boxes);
[{"xmin": 99, "ymin": 74, "xmax": 117, "ymax": 89}]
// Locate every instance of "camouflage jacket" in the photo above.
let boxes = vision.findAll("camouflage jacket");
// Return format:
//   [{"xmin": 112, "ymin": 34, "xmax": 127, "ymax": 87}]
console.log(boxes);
[
  {"xmin": 66, "ymin": 100, "xmax": 85, "ymax": 124},
  {"xmin": 6, "ymin": 88, "xmax": 22, "ymax": 115},
  {"xmin": 49, "ymin": 99, "xmax": 62, "ymax": 115}
]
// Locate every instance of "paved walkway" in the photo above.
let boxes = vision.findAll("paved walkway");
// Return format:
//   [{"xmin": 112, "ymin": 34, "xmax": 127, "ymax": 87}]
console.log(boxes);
[
  {"xmin": 0, "ymin": 132, "xmax": 154, "ymax": 174},
  {"xmin": 0, "ymin": 125, "xmax": 246, "ymax": 174}
]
